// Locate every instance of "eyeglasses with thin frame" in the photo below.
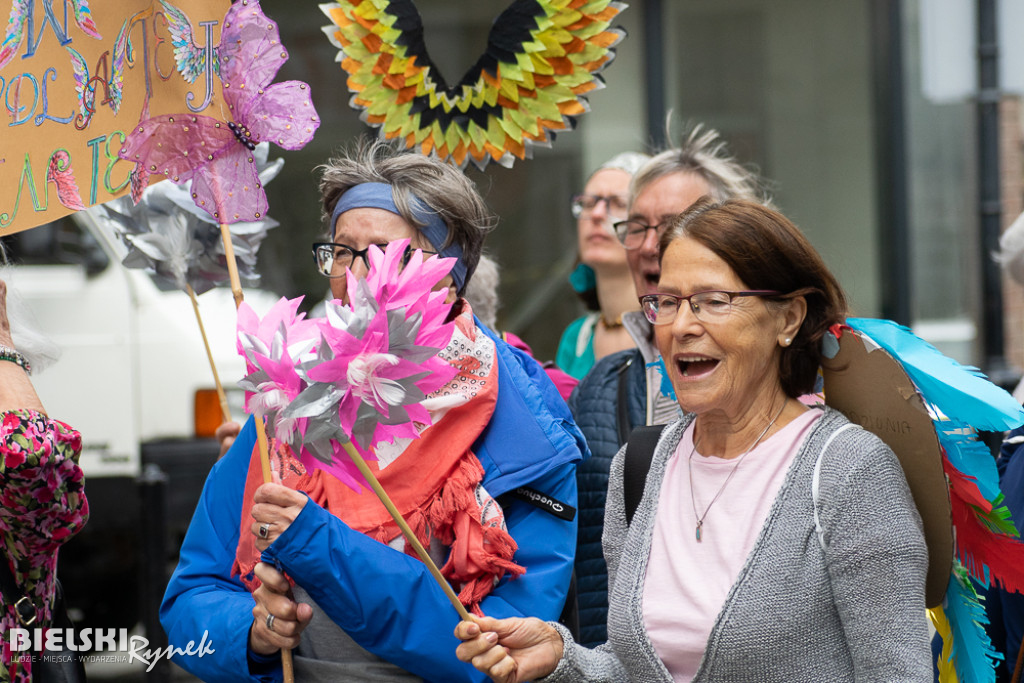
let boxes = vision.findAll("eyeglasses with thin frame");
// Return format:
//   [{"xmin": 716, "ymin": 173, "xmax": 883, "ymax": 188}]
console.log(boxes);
[
  {"xmin": 639, "ymin": 290, "xmax": 781, "ymax": 325},
  {"xmin": 571, "ymin": 194, "xmax": 629, "ymax": 219},
  {"xmin": 311, "ymin": 242, "xmax": 437, "ymax": 278},
  {"xmin": 612, "ymin": 218, "xmax": 675, "ymax": 249}
]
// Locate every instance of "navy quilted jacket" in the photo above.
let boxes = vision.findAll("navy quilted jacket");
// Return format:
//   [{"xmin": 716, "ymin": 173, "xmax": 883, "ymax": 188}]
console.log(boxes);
[{"xmin": 568, "ymin": 348, "xmax": 647, "ymax": 648}]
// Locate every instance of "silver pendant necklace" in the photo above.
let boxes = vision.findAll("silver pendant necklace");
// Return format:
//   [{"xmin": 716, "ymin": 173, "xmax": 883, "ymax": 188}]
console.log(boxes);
[{"xmin": 688, "ymin": 400, "xmax": 787, "ymax": 542}]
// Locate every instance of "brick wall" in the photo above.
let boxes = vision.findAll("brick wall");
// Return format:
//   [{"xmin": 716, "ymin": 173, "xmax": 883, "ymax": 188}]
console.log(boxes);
[{"xmin": 1001, "ymin": 96, "xmax": 1024, "ymax": 374}]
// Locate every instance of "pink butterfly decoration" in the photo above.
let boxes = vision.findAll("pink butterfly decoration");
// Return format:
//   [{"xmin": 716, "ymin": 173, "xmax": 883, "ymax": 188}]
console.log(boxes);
[
  {"xmin": 118, "ymin": 0, "xmax": 320, "ymax": 224},
  {"xmin": 238, "ymin": 241, "xmax": 459, "ymax": 490}
]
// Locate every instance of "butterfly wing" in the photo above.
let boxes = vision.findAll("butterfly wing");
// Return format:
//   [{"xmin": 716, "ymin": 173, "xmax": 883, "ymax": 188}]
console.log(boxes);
[
  {"xmin": 119, "ymin": 114, "xmax": 236, "ymax": 186},
  {"xmin": 188, "ymin": 145, "xmax": 269, "ymax": 223},
  {"xmin": 235, "ymin": 81, "xmax": 320, "ymax": 151},
  {"xmin": 219, "ymin": 0, "xmax": 287, "ymax": 112}
]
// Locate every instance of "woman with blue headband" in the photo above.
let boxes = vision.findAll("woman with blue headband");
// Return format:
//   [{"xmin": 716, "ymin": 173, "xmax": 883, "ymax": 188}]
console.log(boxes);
[{"xmin": 161, "ymin": 141, "xmax": 588, "ymax": 682}]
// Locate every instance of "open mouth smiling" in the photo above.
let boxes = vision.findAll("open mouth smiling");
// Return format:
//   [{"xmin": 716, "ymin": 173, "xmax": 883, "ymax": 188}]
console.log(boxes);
[{"xmin": 675, "ymin": 355, "xmax": 720, "ymax": 378}]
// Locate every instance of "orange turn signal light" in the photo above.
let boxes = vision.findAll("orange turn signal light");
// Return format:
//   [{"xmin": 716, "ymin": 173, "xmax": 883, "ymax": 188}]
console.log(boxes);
[{"xmin": 194, "ymin": 389, "xmax": 224, "ymax": 438}]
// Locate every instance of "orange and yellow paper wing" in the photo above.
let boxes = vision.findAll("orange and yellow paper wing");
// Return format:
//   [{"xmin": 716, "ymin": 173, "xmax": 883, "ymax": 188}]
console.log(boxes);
[{"xmin": 321, "ymin": 0, "xmax": 626, "ymax": 170}]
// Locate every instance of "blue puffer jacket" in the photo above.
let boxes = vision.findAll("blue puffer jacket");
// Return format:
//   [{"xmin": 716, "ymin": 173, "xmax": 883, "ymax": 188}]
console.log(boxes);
[
  {"xmin": 160, "ymin": 326, "xmax": 587, "ymax": 682},
  {"xmin": 568, "ymin": 347, "xmax": 647, "ymax": 648}
]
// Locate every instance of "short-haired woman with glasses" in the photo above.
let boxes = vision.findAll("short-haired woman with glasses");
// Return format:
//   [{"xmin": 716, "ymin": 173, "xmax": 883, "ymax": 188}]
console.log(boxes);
[
  {"xmin": 455, "ymin": 197, "xmax": 931, "ymax": 682},
  {"xmin": 162, "ymin": 141, "xmax": 588, "ymax": 682},
  {"xmin": 556, "ymin": 152, "xmax": 649, "ymax": 381}
]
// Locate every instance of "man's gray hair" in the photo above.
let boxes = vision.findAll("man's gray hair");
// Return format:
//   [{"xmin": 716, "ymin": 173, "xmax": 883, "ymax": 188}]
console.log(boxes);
[
  {"xmin": 318, "ymin": 139, "xmax": 496, "ymax": 294},
  {"xmin": 631, "ymin": 124, "xmax": 768, "ymax": 209}
]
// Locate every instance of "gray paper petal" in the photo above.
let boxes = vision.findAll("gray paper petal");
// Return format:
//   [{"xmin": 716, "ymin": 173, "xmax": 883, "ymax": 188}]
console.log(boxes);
[
  {"xmin": 86, "ymin": 143, "xmax": 282, "ymax": 294},
  {"xmin": 284, "ymin": 382, "xmax": 343, "ymax": 419}
]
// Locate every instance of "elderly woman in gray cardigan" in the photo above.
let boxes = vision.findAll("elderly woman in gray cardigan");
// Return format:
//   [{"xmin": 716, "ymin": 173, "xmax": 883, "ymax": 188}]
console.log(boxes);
[{"xmin": 455, "ymin": 198, "xmax": 931, "ymax": 682}]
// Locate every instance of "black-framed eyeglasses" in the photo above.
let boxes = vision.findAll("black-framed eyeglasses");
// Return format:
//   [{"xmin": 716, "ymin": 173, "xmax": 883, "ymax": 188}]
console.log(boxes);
[
  {"xmin": 571, "ymin": 194, "xmax": 629, "ymax": 219},
  {"xmin": 639, "ymin": 290, "xmax": 781, "ymax": 325},
  {"xmin": 311, "ymin": 242, "xmax": 437, "ymax": 278},
  {"xmin": 612, "ymin": 218, "xmax": 675, "ymax": 249}
]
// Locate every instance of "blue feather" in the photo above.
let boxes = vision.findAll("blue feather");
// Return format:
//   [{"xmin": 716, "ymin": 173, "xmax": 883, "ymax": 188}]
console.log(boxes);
[
  {"xmin": 937, "ymin": 420, "xmax": 1004, "ymax": 503},
  {"xmin": 846, "ymin": 318, "xmax": 1024, "ymax": 432},
  {"xmin": 945, "ymin": 564, "xmax": 1002, "ymax": 683}
]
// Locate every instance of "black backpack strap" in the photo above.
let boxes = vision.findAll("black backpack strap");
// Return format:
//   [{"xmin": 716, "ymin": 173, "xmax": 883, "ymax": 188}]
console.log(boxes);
[
  {"xmin": 623, "ymin": 424, "xmax": 666, "ymax": 525},
  {"xmin": 615, "ymin": 355, "xmax": 635, "ymax": 447},
  {"xmin": 557, "ymin": 570, "xmax": 579, "ymax": 640}
]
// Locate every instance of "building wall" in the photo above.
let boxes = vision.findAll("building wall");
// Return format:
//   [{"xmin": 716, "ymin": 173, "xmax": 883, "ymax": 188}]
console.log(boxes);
[{"xmin": 662, "ymin": 0, "xmax": 880, "ymax": 317}]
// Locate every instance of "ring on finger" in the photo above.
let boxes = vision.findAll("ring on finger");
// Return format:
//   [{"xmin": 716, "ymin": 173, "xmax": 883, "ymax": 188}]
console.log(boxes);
[
  {"xmin": 258, "ymin": 523, "xmax": 270, "ymax": 540},
  {"xmin": 266, "ymin": 613, "xmax": 276, "ymax": 632}
]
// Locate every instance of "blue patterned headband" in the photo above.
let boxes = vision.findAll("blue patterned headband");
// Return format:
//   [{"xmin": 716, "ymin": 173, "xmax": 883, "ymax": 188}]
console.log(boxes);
[{"xmin": 330, "ymin": 182, "xmax": 466, "ymax": 290}]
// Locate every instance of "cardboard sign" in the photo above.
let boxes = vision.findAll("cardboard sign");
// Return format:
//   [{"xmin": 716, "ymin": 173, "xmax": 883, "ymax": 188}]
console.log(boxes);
[
  {"xmin": 821, "ymin": 327, "xmax": 953, "ymax": 608},
  {"xmin": 0, "ymin": 0, "xmax": 230, "ymax": 235}
]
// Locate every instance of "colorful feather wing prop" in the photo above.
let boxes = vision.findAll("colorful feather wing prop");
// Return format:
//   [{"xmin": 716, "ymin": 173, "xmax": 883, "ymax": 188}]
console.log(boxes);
[
  {"xmin": 321, "ymin": 0, "xmax": 627, "ymax": 170},
  {"xmin": 826, "ymin": 319, "xmax": 1024, "ymax": 683},
  {"xmin": 846, "ymin": 318, "xmax": 1023, "ymax": 431},
  {"xmin": 238, "ymin": 241, "xmax": 458, "ymax": 491},
  {"xmin": 930, "ymin": 564, "xmax": 1002, "ymax": 683}
]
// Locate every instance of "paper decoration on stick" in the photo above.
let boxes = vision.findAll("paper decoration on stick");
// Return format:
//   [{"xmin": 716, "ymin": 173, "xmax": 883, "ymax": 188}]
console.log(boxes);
[
  {"xmin": 93, "ymin": 144, "xmax": 282, "ymax": 294},
  {"xmin": 321, "ymin": 0, "xmax": 627, "ymax": 170},
  {"xmin": 822, "ymin": 318, "xmax": 1024, "ymax": 683},
  {"xmin": 119, "ymin": 0, "xmax": 320, "ymax": 224},
  {"xmin": 238, "ymin": 240, "xmax": 472, "ymax": 621},
  {"xmin": 237, "ymin": 240, "xmax": 458, "ymax": 490}
]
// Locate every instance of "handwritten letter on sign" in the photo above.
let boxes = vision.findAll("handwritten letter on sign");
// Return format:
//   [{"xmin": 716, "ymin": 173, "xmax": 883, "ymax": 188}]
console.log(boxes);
[{"xmin": 0, "ymin": 0, "xmax": 230, "ymax": 235}]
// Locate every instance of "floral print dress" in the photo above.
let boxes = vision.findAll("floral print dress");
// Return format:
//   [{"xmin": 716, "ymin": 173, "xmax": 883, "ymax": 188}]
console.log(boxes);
[{"xmin": 0, "ymin": 410, "xmax": 89, "ymax": 683}]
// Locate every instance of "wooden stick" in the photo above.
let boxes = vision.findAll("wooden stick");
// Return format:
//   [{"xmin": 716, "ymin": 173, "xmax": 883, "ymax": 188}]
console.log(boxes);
[
  {"xmin": 219, "ymin": 222, "xmax": 244, "ymax": 308},
  {"xmin": 186, "ymin": 284, "xmax": 232, "ymax": 424},
  {"xmin": 218, "ymin": 221, "xmax": 294, "ymax": 682},
  {"xmin": 341, "ymin": 440, "xmax": 471, "ymax": 621}
]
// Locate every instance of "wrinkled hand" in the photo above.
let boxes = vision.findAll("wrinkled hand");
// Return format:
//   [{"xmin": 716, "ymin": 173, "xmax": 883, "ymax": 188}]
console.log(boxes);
[
  {"xmin": 215, "ymin": 420, "xmax": 241, "ymax": 459},
  {"xmin": 248, "ymin": 562, "xmax": 313, "ymax": 656},
  {"xmin": 454, "ymin": 616, "xmax": 563, "ymax": 683},
  {"xmin": 250, "ymin": 483, "xmax": 307, "ymax": 551}
]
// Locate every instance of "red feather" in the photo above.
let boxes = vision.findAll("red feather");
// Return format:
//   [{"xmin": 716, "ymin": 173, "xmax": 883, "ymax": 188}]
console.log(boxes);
[{"xmin": 946, "ymin": 461, "xmax": 1024, "ymax": 593}]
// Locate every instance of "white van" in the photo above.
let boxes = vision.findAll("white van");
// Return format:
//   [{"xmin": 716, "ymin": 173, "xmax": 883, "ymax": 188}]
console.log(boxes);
[{"xmin": 2, "ymin": 208, "xmax": 278, "ymax": 635}]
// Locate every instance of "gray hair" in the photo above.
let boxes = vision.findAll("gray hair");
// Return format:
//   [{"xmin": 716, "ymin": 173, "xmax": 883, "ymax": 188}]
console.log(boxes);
[
  {"xmin": 462, "ymin": 254, "xmax": 500, "ymax": 329},
  {"xmin": 318, "ymin": 139, "xmax": 496, "ymax": 295},
  {"xmin": 594, "ymin": 151, "xmax": 650, "ymax": 178},
  {"xmin": 0, "ymin": 267, "xmax": 62, "ymax": 373},
  {"xmin": 997, "ymin": 211, "xmax": 1024, "ymax": 285},
  {"xmin": 631, "ymin": 124, "xmax": 767, "ymax": 209}
]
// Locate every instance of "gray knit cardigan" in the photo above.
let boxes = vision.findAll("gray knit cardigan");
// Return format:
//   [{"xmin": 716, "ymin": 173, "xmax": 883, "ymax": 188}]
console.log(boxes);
[{"xmin": 543, "ymin": 408, "xmax": 932, "ymax": 682}]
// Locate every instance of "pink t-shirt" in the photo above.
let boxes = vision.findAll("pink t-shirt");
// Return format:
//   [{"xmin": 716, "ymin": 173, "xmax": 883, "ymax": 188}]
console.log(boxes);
[{"xmin": 642, "ymin": 408, "xmax": 823, "ymax": 682}]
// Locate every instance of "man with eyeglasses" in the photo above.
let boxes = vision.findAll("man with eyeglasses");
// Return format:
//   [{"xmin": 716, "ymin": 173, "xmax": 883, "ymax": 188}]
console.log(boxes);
[{"xmin": 569, "ymin": 125, "xmax": 767, "ymax": 648}]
